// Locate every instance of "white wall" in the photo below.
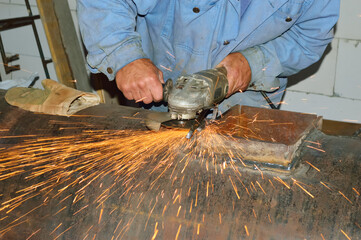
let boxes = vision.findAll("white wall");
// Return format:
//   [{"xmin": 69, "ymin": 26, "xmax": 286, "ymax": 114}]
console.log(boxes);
[
  {"xmin": 0, "ymin": 0, "xmax": 57, "ymax": 87},
  {"xmin": 281, "ymin": 0, "xmax": 361, "ymax": 123},
  {"xmin": 1, "ymin": 0, "xmax": 361, "ymax": 123}
]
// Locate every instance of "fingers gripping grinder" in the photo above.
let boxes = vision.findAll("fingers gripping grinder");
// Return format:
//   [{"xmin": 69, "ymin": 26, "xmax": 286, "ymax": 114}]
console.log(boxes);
[{"xmin": 163, "ymin": 67, "xmax": 229, "ymax": 138}]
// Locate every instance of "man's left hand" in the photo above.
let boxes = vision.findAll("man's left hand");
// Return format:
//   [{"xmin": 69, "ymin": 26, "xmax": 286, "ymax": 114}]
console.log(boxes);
[{"xmin": 216, "ymin": 52, "xmax": 252, "ymax": 97}]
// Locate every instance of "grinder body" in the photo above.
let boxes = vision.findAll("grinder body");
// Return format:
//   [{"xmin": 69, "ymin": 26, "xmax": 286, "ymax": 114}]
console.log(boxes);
[{"xmin": 163, "ymin": 67, "xmax": 229, "ymax": 120}]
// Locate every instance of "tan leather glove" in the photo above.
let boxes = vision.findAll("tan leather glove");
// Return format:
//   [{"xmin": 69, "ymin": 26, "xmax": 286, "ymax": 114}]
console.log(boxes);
[{"xmin": 5, "ymin": 79, "xmax": 100, "ymax": 116}]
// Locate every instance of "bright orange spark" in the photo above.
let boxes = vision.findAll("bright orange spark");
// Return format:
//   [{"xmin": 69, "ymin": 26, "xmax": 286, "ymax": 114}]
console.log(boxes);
[
  {"xmin": 176, "ymin": 206, "xmax": 182, "ymax": 217},
  {"xmin": 340, "ymin": 229, "xmax": 351, "ymax": 240},
  {"xmin": 306, "ymin": 145, "xmax": 325, "ymax": 153},
  {"xmin": 50, "ymin": 223, "xmax": 63, "ymax": 235},
  {"xmin": 305, "ymin": 161, "xmax": 320, "ymax": 172},
  {"xmin": 244, "ymin": 225, "xmax": 249, "ymax": 236},
  {"xmin": 320, "ymin": 181, "xmax": 332, "ymax": 191},
  {"xmin": 229, "ymin": 176, "xmax": 240, "ymax": 199},
  {"xmin": 274, "ymin": 177, "xmax": 290, "ymax": 189},
  {"xmin": 252, "ymin": 209, "xmax": 257, "ymax": 219},
  {"xmin": 292, "ymin": 179, "xmax": 314, "ymax": 198},
  {"xmin": 26, "ymin": 228, "xmax": 41, "ymax": 240},
  {"xmin": 151, "ymin": 222, "xmax": 158, "ymax": 240},
  {"xmin": 256, "ymin": 181, "xmax": 267, "ymax": 195},
  {"xmin": 352, "ymin": 187, "xmax": 360, "ymax": 196},
  {"xmin": 175, "ymin": 224, "xmax": 182, "ymax": 240},
  {"xmin": 338, "ymin": 191, "xmax": 353, "ymax": 204}
]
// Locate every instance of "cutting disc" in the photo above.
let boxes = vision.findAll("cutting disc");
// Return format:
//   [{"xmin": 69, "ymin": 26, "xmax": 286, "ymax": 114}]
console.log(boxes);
[
  {"xmin": 161, "ymin": 119, "xmax": 195, "ymax": 130},
  {"xmin": 144, "ymin": 111, "xmax": 196, "ymax": 131}
]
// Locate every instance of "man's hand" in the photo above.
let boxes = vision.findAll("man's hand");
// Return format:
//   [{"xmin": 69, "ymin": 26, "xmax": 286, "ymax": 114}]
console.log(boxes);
[
  {"xmin": 216, "ymin": 52, "xmax": 252, "ymax": 97},
  {"xmin": 115, "ymin": 58, "xmax": 164, "ymax": 104}
]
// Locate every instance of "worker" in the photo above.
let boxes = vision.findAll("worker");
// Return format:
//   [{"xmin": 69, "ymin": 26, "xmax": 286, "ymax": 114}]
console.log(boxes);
[{"xmin": 77, "ymin": 0, "xmax": 339, "ymax": 113}]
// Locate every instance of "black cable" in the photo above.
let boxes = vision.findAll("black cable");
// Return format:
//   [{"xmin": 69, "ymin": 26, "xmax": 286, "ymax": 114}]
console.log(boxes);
[{"xmin": 260, "ymin": 91, "xmax": 277, "ymax": 109}]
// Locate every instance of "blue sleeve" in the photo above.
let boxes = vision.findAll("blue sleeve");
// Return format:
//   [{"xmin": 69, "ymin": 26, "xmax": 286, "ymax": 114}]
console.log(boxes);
[
  {"xmin": 77, "ymin": 0, "xmax": 148, "ymax": 80},
  {"xmin": 240, "ymin": 0, "xmax": 340, "ymax": 92}
]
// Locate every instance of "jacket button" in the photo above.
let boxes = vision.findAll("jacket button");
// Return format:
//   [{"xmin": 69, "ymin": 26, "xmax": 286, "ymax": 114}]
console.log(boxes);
[
  {"xmin": 223, "ymin": 40, "xmax": 230, "ymax": 45},
  {"xmin": 285, "ymin": 17, "xmax": 292, "ymax": 22},
  {"xmin": 107, "ymin": 67, "xmax": 113, "ymax": 74},
  {"xmin": 193, "ymin": 7, "xmax": 200, "ymax": 13}
]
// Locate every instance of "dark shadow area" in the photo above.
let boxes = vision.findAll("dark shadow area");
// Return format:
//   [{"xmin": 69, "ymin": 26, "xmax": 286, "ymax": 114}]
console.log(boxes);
[
  {"xmin": 287, "ymin": 21, "xmax": 338, "ymax": 88},
  {"xmin": 287, "ymin": 43, "xmax": 332, "ymax": 87}
]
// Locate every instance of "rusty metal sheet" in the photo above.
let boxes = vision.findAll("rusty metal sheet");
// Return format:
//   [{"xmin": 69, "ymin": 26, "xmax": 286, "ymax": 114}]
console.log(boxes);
[
  {"xmin": 202, "ymin": 105, "xmax": 323, "ymax": 169},
  {"xmin": 0, "ymin": 90, "xmax": 360, "ymax": 240}
]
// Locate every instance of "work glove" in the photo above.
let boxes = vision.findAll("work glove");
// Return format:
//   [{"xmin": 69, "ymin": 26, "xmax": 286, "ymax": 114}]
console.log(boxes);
[{"xmin": 5, "ymin": 79, "xmax": 100, "ymax": 116}]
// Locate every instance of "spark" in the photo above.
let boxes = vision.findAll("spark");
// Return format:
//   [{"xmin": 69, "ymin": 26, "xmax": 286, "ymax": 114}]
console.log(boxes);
[
  {"xmin": 252, "ymin": 209, "xmax": 257, "ymax": 219},
  {"xmin": 273, "ymin": 177, "xmax": 290, "ymax": 189},
  {"xmin": 166, "ymin": 51, "xmax": 175, "ymax": 58},
  {"xmin": 98, "ymin": 208, "xmax": 104, "ymax": 224},
  {"xmin": 54, "ymin": 225, "xmax": 73, "ymax": 240},
  {"xmin": 355, "ymin": 222, "xmax": 361, "ymax": 230},
  {"xmin": 176, "ymin": 206, "xmax": 182, "ymax": 217},
  {"xmin": 320, "ymin": 181, "xmax": 332, "ymax": 191},
  {"xmin": 268, "ymin": 179, "xmax": 275, "ymax": 189},
  {"xmin": 135, "ymin": 97, "xmax": 148, "ymax": 103},
  {"xmin": 26, "ymin": 228, "xmax": 41, "ymax": 240},
  {"xmin": 0, "ymin": 112, "xmax": 357, "ymax": 239},
  {"xmin": 253, "ymin": 165, "xmax": 264, "ymax": 179},
  {"xmin": 162, "ymin": 202, "xmax": 169, "ymax": 216},
  {"xmin": 0, "ymin": 134, "xmax": 37, "ymax": 139},
  {"xmin": 173, "ymin": 194, "xmax": 180, "ymax": 204},
  {"xmin": 305, "ymin": 161, "xmax": 320, "ymax": 172},
  {"xmin": 292, "ymin": 179, "xmax": 314, "ymax": 198},
  {"xmin": 206, "ymin": 181, "xmax": 209, "ymax": 197},
  {"xmin": 340, "ymin": 229, "xmax": 351, "ymax": 240},
  {"xmin": 50, "ymin": 223, "xmax": 63, "ymax": 235},
  {"xmin": 256, "ymin": 181, "xmax": 267, "ymax": 195},
  {"xmin": 244, "ymin": 225, "xmax": 249, "ymax": 236},
  {"xmin": 151, "ymin": 222, "xmax": 158, "ymax": 240},
  {"xmin": 306, "ymin": 145, "xmax": 325, "ymax": 153},
  {"xmin": 175, "ymin": 224, "xmax": 182, "ymax": 240},
  {"xmin": 229, "ymin": 176, "xmax": 240, "ymax": 199},
  {"xmin": 338, "ymin": 191, "xmax": 353, "ymax": 204},
  {"xmin": 353, "ymin": 188, "xmax": 360, "ymax": 196},
  {"xmin": 160, "ymin": 65, "xmax": 172, "ymax": 72},
  {"xmin": 268, "ymin": 214, "xmax": 272, "ymax": 223},
  {"xmin": 54, "ymin": 206, "xmax": 67, "ymax": 216},
  {"xmin": 304, "ymin": 140, "xmax": 322, "ymax": 147}
]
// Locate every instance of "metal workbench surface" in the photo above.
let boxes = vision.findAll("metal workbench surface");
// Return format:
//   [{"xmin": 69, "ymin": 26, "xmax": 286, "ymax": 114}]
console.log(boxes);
[{"xmin": 0, "ymin": 90, "xmax": 360, "ymax": 240}]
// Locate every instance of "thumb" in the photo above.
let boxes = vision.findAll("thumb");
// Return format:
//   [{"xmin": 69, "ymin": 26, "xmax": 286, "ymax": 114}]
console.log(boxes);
[{"xmin": 158, "ymin": 71, "xmax": 165, "ymax": 84}]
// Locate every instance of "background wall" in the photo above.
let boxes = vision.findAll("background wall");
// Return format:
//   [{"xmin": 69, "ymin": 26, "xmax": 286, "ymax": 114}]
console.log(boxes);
[
  {"xmin": 282, "ymin": 0, "xmax": 361, "ymax": 123},
  {"xmin": 0, "ymin": 0, "xmax": 361, "ymax": 123}
]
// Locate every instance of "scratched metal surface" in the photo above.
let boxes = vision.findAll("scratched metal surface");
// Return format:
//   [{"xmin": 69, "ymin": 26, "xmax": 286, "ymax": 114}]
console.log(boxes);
[{"xmin": 0, "ymin": 90, "xmax": 360, "ymax": 240}]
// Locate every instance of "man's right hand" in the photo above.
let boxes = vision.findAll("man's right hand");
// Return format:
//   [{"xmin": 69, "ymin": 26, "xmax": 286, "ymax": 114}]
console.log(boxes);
[{"xmin": 115, "ymin": 59, "xmax": 164, "ymax": 104}]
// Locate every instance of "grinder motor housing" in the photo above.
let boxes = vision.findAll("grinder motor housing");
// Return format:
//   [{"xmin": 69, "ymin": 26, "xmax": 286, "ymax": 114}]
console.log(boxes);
[{"xmin": 163, "ymin": 67, "xmax": 229, "ymax": 120}]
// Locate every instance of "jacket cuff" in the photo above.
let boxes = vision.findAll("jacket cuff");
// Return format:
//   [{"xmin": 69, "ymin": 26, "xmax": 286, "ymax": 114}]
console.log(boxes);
[
  {"xmin": 87, "ymin": 40, "xmax": 148, "ymax": 80},
  {"xmin": 240, "ymin": 47, "xmax": 280, "ymax": 92}
]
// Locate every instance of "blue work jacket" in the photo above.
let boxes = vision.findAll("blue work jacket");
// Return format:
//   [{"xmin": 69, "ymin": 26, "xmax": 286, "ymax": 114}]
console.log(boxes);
[{"xmin": 78, "ymin": 0, "xmax": 339, "ymax": 98}]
